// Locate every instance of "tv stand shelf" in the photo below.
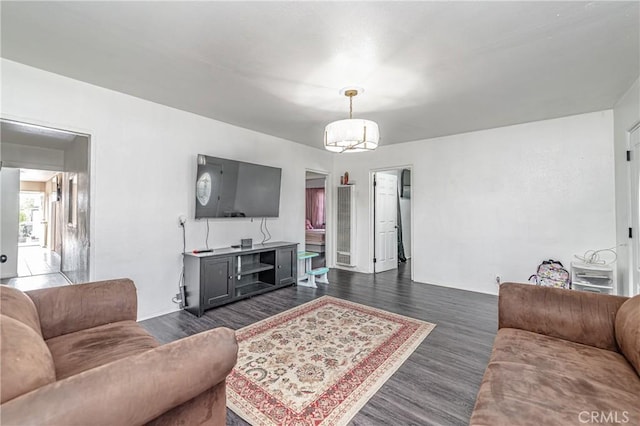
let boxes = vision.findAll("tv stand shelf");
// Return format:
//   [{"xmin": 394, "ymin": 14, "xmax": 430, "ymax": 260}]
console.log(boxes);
[
  {"xmin": 183, "ymin": 241, "xmax": 298, "ymax": 316},
  {"xmin": 235, "ymin": 281, "xmax": 272, "ymax": 297},
  {"xmin": 238, "ymin": 263, "xmax": 274, "ymax": 276}
]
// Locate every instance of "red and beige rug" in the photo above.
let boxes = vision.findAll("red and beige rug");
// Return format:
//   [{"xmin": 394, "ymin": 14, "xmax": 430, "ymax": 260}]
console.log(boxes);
[{"xmin": 227, "ymin": 296, "xmax": 436, "ymax": 426}]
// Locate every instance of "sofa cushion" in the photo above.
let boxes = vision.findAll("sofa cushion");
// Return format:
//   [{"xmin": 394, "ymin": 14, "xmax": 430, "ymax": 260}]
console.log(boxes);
[
  {"xmin": 0, "ymin": 285, "xmax": 42, "ymax": 336},
  {"xmin": 615, "ymin": 294, "xmax": 640, "ymax": 376},
  {"xmin": 471, "ymin": 362, "xmax": 639, "ymax": 426},
  {"xmin": 491, "ymin": 328, "xmax": 640, "ymax": 390},
  {"xmin": 470, "ymin": 328, "xmax": 640, "ymax": 425},
  {"xmin": 46, "ymin": 320, "xmax": 159, "ymax": 379},
  {"xmin": 1, "ymin": 315, "xmax": 56, "ymax": 403}
]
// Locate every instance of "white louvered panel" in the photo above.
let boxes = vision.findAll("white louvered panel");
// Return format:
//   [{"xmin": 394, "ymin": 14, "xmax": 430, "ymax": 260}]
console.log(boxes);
[{"xmin": 336, "ymin": 185, "xmax": 356, "ymax": 266}]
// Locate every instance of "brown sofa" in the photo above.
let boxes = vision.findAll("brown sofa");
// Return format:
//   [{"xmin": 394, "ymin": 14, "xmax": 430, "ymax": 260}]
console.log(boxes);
[
  {"xmin": 0, "ymin": 279, "xmax": 238, "ymax": 425},
  {"xmin": 470, "ymin": 283, "xmax": 640, "ymax": 425}
]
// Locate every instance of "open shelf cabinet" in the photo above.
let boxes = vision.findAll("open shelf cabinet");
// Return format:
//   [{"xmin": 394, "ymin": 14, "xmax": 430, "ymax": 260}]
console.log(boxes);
[
  {"xmin": 183, "ymin": 242, "xmax": 298, "ymax": 316},
  {"xmin": 570, "ymin": 261, "xmax": 614, "ymax": 295}
]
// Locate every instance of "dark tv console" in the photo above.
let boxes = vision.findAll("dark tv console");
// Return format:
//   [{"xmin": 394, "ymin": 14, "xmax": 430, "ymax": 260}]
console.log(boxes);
[{"xmin": 183, "ymin": 241, "xmax": 298, "ymax": 317}]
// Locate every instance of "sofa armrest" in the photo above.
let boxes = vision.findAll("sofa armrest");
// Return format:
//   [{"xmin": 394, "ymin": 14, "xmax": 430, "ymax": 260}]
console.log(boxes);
[
  {"xmin": 498, "ymin": 282, "xmax": 628, "ymax": 351},
  {"xmin": 1, "ymin": 327, "xmax": 238, "ymax": 426},
  {"xmin": 27, "ymin": 279, "xmax": 138, "ymax": 339}
]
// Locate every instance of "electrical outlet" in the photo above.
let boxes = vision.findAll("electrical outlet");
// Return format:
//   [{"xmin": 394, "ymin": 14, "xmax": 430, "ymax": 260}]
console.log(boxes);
[{"xmin": 178, "ymin": 215, "xmax": 187, "ymax": 226}]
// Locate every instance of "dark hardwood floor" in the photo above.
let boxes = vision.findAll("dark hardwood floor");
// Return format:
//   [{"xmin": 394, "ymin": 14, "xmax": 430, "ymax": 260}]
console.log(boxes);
[{"xmin": 140, "ymin": 261, "xmax": 498, "ymax": 426}]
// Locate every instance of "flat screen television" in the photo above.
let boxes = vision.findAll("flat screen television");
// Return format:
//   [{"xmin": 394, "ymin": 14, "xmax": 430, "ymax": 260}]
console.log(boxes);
[{"xmin": 195, "ymin": 154, "xmax": 282, "ymax": 219}]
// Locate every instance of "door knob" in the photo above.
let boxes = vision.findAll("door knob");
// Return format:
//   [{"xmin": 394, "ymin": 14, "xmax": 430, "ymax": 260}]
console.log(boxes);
[{"xmin": 0, "ymin": 254, "xmax": 7, "ymax": 263}]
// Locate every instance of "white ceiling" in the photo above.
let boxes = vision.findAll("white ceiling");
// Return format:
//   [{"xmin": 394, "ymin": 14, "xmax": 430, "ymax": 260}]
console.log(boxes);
[{"xmin": 1, "ymin": 1, "xmax": 638, "ymax": 150}]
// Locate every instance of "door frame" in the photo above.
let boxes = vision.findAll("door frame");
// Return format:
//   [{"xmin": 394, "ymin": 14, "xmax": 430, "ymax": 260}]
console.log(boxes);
[
  {"xmin": 372, "ymin": 171, "xmax": 399, "ymax": 273},
  {"xmin": 369, "ymin": 165, "xmax": 413, "ymax": 279},
  {"xmin": 305, "ymin": 169, "xmax": 332, "ymax": 268},
  {"xmin": 0, "ymin": 116, "xmax": 93, "ymax": 282},
  {"xmin": 627, "ymin": 120, "xmax": 640, "ymax": 296}
]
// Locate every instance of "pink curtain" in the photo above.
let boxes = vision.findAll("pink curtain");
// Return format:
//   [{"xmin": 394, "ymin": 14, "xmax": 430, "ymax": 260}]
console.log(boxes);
[{"xmin": 305, "ymin": 188, "xmax": 325, "ymax": 228}]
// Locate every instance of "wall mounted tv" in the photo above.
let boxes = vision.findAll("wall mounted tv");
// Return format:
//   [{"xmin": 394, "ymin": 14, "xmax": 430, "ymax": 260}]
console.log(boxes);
[{"xmin": 195, "ymin": 154, "xmax": 282, "ymax": 219}]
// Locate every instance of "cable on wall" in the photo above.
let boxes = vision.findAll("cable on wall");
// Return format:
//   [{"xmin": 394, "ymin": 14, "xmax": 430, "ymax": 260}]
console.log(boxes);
[
  {"xmin": 205, "ymin": 218, "xmax": 210, "ymax": 250},
  {"xmin": 260, "ymin": 217, "xmax": 267, "ymax": 244},
  {"xmin": 264, "ymin": 217, "xmax": 272, "ymax": 243},
  {"xmin": 264, "ymin": 218, "xmax": 271, "ymax": 241},
  {"xmin": 574, "ymin": 246, "xmax": 619, "ymax": 265},
  {"xmin": 259, "ymin": 217, "xmax": 272, "ymax": 244},
  {"xmin": 172, "ymin": 218, "xmax": 187, "ymax": 308},
  {"xmin": 182, "ymin": 220, "xmax": 186, "ymax": 254}
]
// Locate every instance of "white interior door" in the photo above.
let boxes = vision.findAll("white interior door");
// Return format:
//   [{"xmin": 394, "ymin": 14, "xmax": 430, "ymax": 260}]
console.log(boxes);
[
  {"xmin": 1, "ymin": 168, "xmax": 20, "ymax": 279},
  {"xmin": 630, "ymin": 126, "xmax": 640, "ymax": 296},
  {"xmin": 374, "ymin": 172, "xmax": 398, "ymax": 272}
]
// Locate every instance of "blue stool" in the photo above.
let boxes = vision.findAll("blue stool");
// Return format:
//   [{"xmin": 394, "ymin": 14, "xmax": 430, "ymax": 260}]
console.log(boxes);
[{"xmin": 307, "ymin": 267, "xmax": 329, "ymax": 286}]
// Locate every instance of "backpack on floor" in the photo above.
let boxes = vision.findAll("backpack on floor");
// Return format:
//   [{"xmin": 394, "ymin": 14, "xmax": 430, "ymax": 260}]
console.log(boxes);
[{"xmin": 529, "ymin": 259, "xmax": 571, "ymax": 289}]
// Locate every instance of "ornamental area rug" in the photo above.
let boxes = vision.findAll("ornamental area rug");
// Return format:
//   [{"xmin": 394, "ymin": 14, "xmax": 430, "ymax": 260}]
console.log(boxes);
[{"xmin": 226, "ymin": 296, "xmax": 436, "ymax": 426}]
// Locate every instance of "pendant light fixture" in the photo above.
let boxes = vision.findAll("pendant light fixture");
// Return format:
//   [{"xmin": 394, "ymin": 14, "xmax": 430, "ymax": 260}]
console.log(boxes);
[{"xmin": 324, "ymin": 87, "xmax": 379, "ymax": 153}]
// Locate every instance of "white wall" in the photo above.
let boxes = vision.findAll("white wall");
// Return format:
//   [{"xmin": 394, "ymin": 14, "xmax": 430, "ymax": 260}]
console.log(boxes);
[
  {"xmin": 334, "ymin": 111, "xmax": 616, "ymax": 295},
  {"xmin": 613, "ymin": 77, "xmax": 640, "ymax": 296},
  {"xmin": 64, "ymin": 135, "xmax": 89, "ymax": 172},
  {"xmin": 1, "ymin": 59, "xmax": 333, "ymax": 319}
]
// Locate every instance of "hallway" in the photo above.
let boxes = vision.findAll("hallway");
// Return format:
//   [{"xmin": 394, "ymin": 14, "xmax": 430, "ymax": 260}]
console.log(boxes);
[
  {"xmin": 17, "ymin": 245, "xmax": 60, "ymax": 276},
  {"xmin": 0, "ymin": 245, "xmax": 70, "ymax": 291}
]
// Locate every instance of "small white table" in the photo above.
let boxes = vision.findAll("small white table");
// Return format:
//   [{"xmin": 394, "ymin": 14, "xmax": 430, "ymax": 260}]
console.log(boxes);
[{"xmin": 297, "ymin": 251, "xmax": 319, "ymax": 288}]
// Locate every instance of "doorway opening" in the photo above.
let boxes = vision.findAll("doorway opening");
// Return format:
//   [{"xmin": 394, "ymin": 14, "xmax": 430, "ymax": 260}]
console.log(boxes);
[
  {"xmin": 1, "ymin": 119, "xmax": 90, "ymax": 290},
  {"xmin": 371, "ymin": 167, "xmax": 412, "ymax": 276},
  {"xmin": 305, "ymin": 171, "xmax": 328, "ymax": 270},
  {"xmin": 19, "ymin": 190, "xmax": 45, "ymax": 248},
  {"xmin": 17, "ymin": 170, "xmax": 63, "ymax": 279}
]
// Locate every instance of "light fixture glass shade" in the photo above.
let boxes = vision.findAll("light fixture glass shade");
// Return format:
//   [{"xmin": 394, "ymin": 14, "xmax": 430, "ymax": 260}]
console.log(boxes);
[{"xmin": 324, "ymin": 119, "xmax": 379, "ymax": 153}]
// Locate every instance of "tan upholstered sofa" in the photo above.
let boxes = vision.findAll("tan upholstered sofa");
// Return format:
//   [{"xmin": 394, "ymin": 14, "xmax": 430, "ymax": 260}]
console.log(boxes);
[
  {"xmin": 0, "ymin": 279, "xmax": 238, "ymax": 425},
  {"xmin": 471, "ymin": 283, "xmax": 640, "ymax": 425}
]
